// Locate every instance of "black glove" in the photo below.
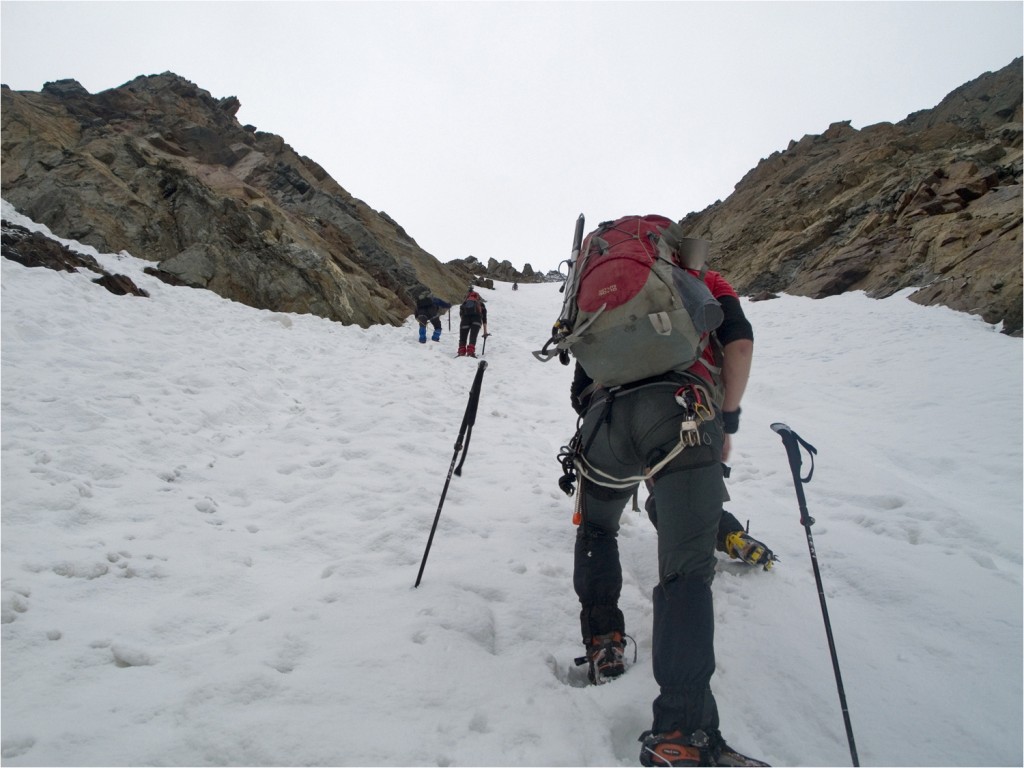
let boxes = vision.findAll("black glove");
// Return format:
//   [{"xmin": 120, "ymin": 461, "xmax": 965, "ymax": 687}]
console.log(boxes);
[{"xmin": 722, "ymin": 408, "xmax": 741, "ymax": 434}]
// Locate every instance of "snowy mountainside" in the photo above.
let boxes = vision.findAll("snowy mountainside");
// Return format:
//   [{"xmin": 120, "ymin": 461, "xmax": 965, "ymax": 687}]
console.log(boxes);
[{"xmin": 1, "ymin": 200, "xmax": 1021, "ymax": 766}]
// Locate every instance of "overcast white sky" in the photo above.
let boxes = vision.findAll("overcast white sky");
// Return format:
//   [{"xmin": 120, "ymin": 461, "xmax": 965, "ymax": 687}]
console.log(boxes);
[{"xmin": 2, "ymin": 1, "xmax": 1022, "ymax": 273}]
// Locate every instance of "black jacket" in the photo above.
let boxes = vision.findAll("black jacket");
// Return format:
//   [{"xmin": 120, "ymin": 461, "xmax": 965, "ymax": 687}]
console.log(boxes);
[{"xmin": 415, "ymin": 296, "xmax": 451, "ymax": 320}]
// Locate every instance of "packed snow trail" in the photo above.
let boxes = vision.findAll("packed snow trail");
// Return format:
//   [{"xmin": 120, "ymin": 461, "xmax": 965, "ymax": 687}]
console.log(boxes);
[{"xmin": 2, "ymin": 202, "xmax": 1021, "ymax": 766}]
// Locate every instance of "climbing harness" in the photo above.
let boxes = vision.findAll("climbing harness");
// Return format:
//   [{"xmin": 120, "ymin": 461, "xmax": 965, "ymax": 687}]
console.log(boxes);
[{"xmin": 558, "ymin": 379, "xmax": 716, "ymax": 495}]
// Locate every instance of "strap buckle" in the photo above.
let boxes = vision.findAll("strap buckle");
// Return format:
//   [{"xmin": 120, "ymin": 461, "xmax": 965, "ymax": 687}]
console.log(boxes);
[{"xmin": 679, "ymin": 419, "xmax": 702, "ymax": 447}]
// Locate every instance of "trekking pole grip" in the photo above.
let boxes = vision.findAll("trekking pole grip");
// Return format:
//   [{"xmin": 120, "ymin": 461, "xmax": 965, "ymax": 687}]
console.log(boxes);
[
  {"xmin": 454, "ymin": 359, "xmax": 487, "ymax": 475},
  {"xmin": 771, "ymin": 422, "xmax": 817, "ymax": 526}
]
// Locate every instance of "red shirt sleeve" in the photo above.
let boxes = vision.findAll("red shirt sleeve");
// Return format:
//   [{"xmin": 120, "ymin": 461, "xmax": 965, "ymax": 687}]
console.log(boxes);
[{"xmin": 702, "ymin": 270, "xmax": 739, "ymax": 300}]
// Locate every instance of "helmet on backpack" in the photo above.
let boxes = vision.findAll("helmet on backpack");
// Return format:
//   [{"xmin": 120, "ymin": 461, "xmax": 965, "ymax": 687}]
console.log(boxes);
[{"xmin": 656, "ymin": 221, "xmax": 710, "ymax": 271}]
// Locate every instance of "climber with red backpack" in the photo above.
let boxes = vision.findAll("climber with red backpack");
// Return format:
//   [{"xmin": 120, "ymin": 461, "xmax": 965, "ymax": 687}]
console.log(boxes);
[
  {"xmin": 570, "ymin": 363, "xmax": 777, "ymax": 572},
  {"xmin": 457, "ymin": 288, "xmax": 488, "ymax": 358},
  {"xmin": 535, "ymin": 214, "xmax": 766, "ymax": 767}
]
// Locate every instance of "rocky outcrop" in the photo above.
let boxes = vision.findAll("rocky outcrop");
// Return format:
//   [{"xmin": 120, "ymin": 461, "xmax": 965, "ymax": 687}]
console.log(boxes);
[
  {"xmin": 680, "ymin": 58, "xmax": 1022, "ymax": 335},
  {"xmin": 1, "ymin": 73, "xmax": 469, "ymax": 326},
  {"xmin": 443, "ymin": 254, "xmax": 550, "ymax": 291},
  {"xmin": 2, "ymin": 219, "xmax": 149, "ymax": 297}
]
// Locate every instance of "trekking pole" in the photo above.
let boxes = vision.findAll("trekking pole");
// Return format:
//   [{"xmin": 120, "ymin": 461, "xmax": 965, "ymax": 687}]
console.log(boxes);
[
  {"xmin": 415, "ymin": 360, "xmax": 488, "ymax": 588},
  {"xmin": 771, "ymin": 423, "xmax": 859, "ymax": 767}
]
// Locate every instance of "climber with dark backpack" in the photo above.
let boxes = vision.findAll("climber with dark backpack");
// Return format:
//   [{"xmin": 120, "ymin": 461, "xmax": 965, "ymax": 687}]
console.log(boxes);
[
  {"xmin": 457, "ymin": 289, "xmax": 488, "ymax": 358},
  {"xmin": 413, "ymin": 287, "xmax": 451, "ymax": 344},
  {"xmin": 535, "ymin": 214, "xmax": 763, "ymax": 767}
]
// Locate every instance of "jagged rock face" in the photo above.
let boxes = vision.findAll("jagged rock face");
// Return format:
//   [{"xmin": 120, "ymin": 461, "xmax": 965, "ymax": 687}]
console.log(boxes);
[
  {"xmin": 681, "ymin": 58, "xmax": 1022, "ymax": 335},
  {"xmin": 444, "ymin": 254, "xmax": 548, "ymax": 290},
  {"xmin": 1, "ymin": 73, "xmax": 469, "ymax": 326}
]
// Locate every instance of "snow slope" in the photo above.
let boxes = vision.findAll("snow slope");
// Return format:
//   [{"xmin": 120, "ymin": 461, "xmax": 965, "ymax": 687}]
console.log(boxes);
[{"xmin": 2, "ymin": 200, "xmax": 1021, "ymax": 766}]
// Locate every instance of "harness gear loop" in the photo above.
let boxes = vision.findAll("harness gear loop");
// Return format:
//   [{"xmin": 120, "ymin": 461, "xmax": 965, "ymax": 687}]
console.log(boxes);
[
  {"xmin": 572, "ymin": 381, "xmax": 715, "ymax": 490},
  {"xmin": 674, "ymin": 382, "xmax": 715, "ymax": 424}
]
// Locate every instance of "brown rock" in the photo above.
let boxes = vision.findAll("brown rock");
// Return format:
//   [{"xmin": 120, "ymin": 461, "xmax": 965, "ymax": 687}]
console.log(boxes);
[
  {"xmin": 680, "ymin": 58, "xmax": 1022, "ymax": 335},
  {"xmin": 1, "ymin": 74, "xmax": 468, "ymax": 326},
  {"xmin": 3, "ymin": 61, "xmax": 1020, "ymax": 333},
  {"xmin": 2, "ymin": 219, "xmax": 149, "ymax": 297}
]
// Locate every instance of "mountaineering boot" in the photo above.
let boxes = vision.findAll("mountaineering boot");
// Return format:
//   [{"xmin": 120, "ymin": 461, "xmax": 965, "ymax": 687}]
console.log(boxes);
[
  {"xmin": 418, "ymin": 326, "xmax": 427, "ymax": 344},
  {"xmin": 722, "ymin": 530, "xmax": 777, "ymax": 571},
  {"xmin": 710, "ymin": 738, "xmax": 771, "ymax": 767},
  {"xmin": 432, "ymin": 328, "xmax": 441, "ymax": 342},
  {"xmin": 638, "ymin": 730, "xmax": 706, "ymax": 767},
  {"xmin": 467, "ymin": 344, "xmax": 477, "ymax": 358},
  {"xmin": 585, "ymin": 631, "xmax": 626, "ymax": 684},
  {"xmin": 457, "ymin": 345, "xmax": 467, "ymax": 357}
]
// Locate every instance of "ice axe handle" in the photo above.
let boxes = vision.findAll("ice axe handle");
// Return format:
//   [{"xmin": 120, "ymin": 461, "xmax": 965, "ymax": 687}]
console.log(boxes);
[{"xmin": 560, "ymin": 213, "xmax": 585, "ymax": 294}]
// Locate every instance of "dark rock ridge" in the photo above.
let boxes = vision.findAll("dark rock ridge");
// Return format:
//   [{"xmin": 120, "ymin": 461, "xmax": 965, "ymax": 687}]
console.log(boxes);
[
  {"xmin": 0, "ymin": 72, "xmax": 485, "ymax": 325},
  {"xmin": 2, "ymin": 219, "xmax": 149, "ymax": 297},
  {"xmin": 680, "ymin": 58, "xmax": 1022, "ymax": 335},
  {"xmin": 445, "ymin": 254, "xmax": 558, "ymax": 290},
  {"xmin": 2, "ymin": 63, "xmax": 1021, "ymax": 333}
]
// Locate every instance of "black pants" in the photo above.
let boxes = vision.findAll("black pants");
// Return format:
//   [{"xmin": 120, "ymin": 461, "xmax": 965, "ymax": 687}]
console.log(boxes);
[
  {"xmin": 573, "ymin": 381, "xmax": 724, "ymax": 736},
  {"xmin": 648, "ymin": 498, "xmax": 745, "ymax": 552},
  {"xmin": 459, "ymin": 320, "xmax": 481, "ymax": 346},
  {"xmin": 417, "ymin": 314, "xmax": 441, "ymax": 332}
]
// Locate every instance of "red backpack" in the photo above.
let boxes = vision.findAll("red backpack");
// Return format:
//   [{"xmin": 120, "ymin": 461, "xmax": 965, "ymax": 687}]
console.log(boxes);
[{"xmin": 537, "ymin": 214, "xmax": 723, "ymax": 388}]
